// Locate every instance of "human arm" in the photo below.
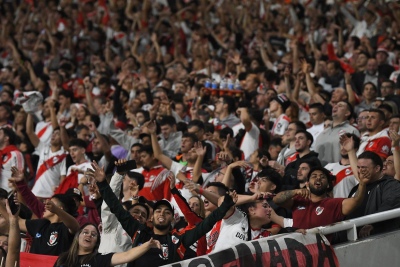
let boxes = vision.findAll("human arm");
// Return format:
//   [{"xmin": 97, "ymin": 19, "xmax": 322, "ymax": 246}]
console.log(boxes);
[
  {"xmin": 84, "ymin": 77, "xmax": 97, "ymax": 115},
  {"xmin": 344, "ymin": 72, "xmax": 356, "ymax": 107},
  {"xmin": 87, "ymin": 161, "xmax": 143, "ymax": 236},
  {"xmin": 273, "ymin": 188, "xmax": 310, "ymax": 210},
  {"xmin": 44, "ymin": 200, "xmax": 80, "ymax": 234},
  {"xmin": 25, "ymin": 113, "xmax": 40, "ymax": 148},
  {"xmin": 389, "ymin": 130, "xmax": 400, "ymax": 180},
  {"xmin": 222, "ymin": 161, "xmax": 250, "ymax": 189},
  {"xmin": 237, "ymin": 107, "xmax": 252, "ymax": 132},
  {"xmin": 5, "ymin": 199, "xmax": 20, "ymax": 267},
  {"xmin": 181, "ymin": 192, "xmax": 237, "ymax": 247},
  {"xmin": 341, "ymin": 174, "xmax": 367, "ymax": 216},
  {"xmin": 301, "ymin": 58, "xmax": 325, "ymax": 104},
  {"xmin": 192, "ymin": 141, "xmax": 206, "ymax": 183},
  {"xmin": 59, "ymin": 118, "xmax": 70, "ymax": 151},
  {"xmin": 147, "ymin": 120, "xmax": 173, "ymax": 169},
  {"xmin": 48, "ymin": 98, "xmax": 59, "ymax": 129},
  {"xmin": 111, "ymin": 238, "xmax": 161, "ymax": 266},
  {"xmin": 185, "ymin": 182, "xmax": 220, "ymax": 207},
  {"xmin": 168, "ymin": 174, "xmax": 203, "ymax": 225},
  {"xmin": 11, "ymin": 166, "xmax": 45, "ymax": 218},
  {"xmin": 340, "ymin": 134, "xmax": 360, "ymax": 182},
  {"xmin": 150, "ymin": 32, "xmax": 162, "ymax": 64}
]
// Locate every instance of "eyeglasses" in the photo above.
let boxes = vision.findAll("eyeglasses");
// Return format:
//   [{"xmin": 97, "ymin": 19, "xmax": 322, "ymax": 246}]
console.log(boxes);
[{"xmin": 81, "ymin": 230, "xmax": 98, "ymax": 238}]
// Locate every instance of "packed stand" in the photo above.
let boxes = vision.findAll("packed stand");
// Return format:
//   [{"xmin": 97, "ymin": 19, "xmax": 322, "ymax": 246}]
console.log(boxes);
[{"xmin": 1, "ymin": 0, "xmax": 400, "ymax": 266}]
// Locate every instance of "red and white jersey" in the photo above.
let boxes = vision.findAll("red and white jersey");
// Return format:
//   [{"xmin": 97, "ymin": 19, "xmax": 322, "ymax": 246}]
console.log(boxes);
[
  {"xmin": 239, "ymin": 122, "xmax": 262, "ymax": 161},
  {"xmin": 1, "ymin": 149, "xmax": 24, "ymax": 192},
  {"xmin": 66, "ymin": 161, "xmax": 92, "ymax": 195},
  {"xmin": 251, "ymin": 227, "xmax": 271, "ymax": 240},
  {"xmin": 325, "ymin": 162, "xmax": 358, "ymax": 198},
  {"xmin": 35, "ymin": 121, "xmax": 53, "ymax": 145},
  {"xmin": 271, "ymin": 114, "xmax": 290, "ymax": 137},
  {"xmin": 357, "ymin": 129, "xmax": 391, "ymax": 159},
  {"xmin": 206, "ymin": 208, "xmax": 248, "ymax": 254},
  {"xmin": 32, "ymin": 142, "xmax": 67, "ymax": 198},
  {"xmin": 133, "ymin": 165, "xmax": 171, "ymax": 201}
]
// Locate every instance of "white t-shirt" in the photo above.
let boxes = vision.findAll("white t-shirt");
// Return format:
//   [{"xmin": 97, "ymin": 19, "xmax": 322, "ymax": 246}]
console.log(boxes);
[
  {"xmin": 325, "ymin": 162, "xmax": 358, "ymax": 198},
  {"xmin": 271, "ymin": 114, "xmax": 290, "ymax": 137},
  {"xmin": 307, "ymin": 123, "xmax": 325, "ymax": 150},
  {"xmin": 31, "ymin": 142, "xmax": 67, "ymax": 198},
  {"xmin": 0, "ymin": 150, "xmax": 24, "ymax": 192},
  {"xmin": 35, "ymin": 121, "xmax": 53, "ymax": 145},
  {"xmin": 239, "ymin": 122, "xmax": 261, "ymax": 161},
  {"xmin": 207, "ymin": 208, "xmax": 248, "ymax": 254}
]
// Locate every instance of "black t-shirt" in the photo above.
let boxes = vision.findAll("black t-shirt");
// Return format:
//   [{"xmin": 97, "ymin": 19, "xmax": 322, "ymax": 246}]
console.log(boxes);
[
  {"xmin": 54, "ymin": 253, "xmax": 114, "ymax": 267},
  {"xmin": 26, "ymin": 219, "xmax": 74, "ymax": 256},
  {"xmin": 131, "ymin": 234, "xmax": 170, "ymax": 267}
]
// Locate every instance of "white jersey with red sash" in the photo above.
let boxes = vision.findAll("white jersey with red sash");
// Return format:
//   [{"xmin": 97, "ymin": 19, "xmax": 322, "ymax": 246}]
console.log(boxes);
[
  {"xmin": 32, "ymin": 142, "xmax": 67, "ymax": 198},
  {"xmin": 0, "ymin": 145, "xmax": 24, "ymax": 192},
  {"xmin": 325, "ymin": 162, "xmax": 358, "ymax": 198},
  {"xmin": 55, "ymin": 161, "xmax": 92, "ymax": 195},
  {"xmin": 133, "ymin": 165, "xmax": 171, "ymax": 201},
  {"xmin": 357, "ymin": 129, "xmax": 391, "ymax": 159},
  {"xmin": 35, "ymin": 121, "xmax": 53, "ymax": 145}
]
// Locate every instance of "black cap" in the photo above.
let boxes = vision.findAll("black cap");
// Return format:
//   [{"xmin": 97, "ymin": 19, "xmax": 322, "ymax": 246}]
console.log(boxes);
[
  {"xmin": 138, "ymin": 196, "xmax": 155, "ymax": 209},
  {"xmin": 153, "ymin": 199, "xmax": 174, "ymax": 212},
  {"xmin": 65, "ymin": 188, "xmax": 83, "ymax": 202},
  {"xmin": 127, "ymin": 171, "xmax": 145, "ymax": 190}
]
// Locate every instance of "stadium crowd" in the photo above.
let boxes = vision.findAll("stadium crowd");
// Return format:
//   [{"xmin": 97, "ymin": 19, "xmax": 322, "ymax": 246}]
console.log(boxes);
[{"xmin": 1, "ymin": 0, "xmax": 400, "ymax": 266}]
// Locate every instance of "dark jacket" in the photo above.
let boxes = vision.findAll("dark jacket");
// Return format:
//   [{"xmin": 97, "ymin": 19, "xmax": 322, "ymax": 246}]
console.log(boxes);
[
  {"xmin": 347, "ymin": 175, "xmax": 400, "ymax": 235},
  {"xmin": 97, "ymin": 180, "xmax": 234, "ymax": 266},
  {"xmin": 282, "ymin": 151, "xmax": 321, "ymax": 190}
]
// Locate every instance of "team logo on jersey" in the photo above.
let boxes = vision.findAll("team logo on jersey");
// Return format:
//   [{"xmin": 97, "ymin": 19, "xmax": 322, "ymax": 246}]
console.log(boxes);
[
  {"xmin": 47, "ymin": 231, "xmax": 58, "ymax": 246},
  {"xmin": 296, "ymin": 206, "xmax": 306, "ymax": 210},
  {"xmin": 276, "ymin": 123, "xmax": 282, "ymax": 131},
  {"xmin": 345, "ymin": 168, "xmax": 352, "ymax": 175},
  {"xmin": 382, "ymin": 145, "xmax": 389, "ymax": 154},
  {"xmin": 149, "ymin": 175, "xmax": 156, "ymax": 182},
  {"xmin": 160, "ymin": 245, "xmax": 169, "ymax": 260},
  {"xmin": 368, "ymin": 142, "xmax": 374, "ymax": 148},
  {"xmin": 35, "ymin": 233, "xmax": 41, "ymax": 238},
  {"xmin": 315, "ymin": 206, "xmax": 324, "ymax": 216},
  {"xmin": 171, "ymin": 235, "xmax": 179, "ymax": 244}
]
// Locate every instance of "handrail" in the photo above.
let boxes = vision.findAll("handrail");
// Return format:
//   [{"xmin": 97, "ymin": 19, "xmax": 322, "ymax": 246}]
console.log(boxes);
[{"xmin": 307, "ymin": 207, "xmax": 400, "ymax": 241}]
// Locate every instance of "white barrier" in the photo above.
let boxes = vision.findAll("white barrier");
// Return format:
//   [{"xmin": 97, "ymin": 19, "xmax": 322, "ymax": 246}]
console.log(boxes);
[
  {"xmin": 307, "ymin": 207, "xmax": 400, "ymax": 241},
  {"xmin": 163, "ymin": 208, "xmax": 400, "ymax": 266}
]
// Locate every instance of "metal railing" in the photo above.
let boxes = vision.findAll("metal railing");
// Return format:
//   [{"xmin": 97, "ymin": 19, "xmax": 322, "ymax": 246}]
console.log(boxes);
[{"xmin": 307, "ymin": 207, "xmax": 400, "ymax": 241}]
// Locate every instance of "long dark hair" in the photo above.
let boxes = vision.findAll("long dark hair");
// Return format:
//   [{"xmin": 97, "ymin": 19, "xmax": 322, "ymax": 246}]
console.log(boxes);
[{"xmin": 54, "ymin": 223, "xmax": 101, "ymax": 267}]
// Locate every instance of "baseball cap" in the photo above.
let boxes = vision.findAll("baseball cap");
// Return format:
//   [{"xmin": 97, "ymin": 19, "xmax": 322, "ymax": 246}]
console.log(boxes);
[
  {"xmin": 153, "ymin": 199, "xmax": 174, "ymax": 213},
  {"xmin": 127, "ymin": 171, "xmax": 145, "ymax": 190},
  {"xmin": 273, "ymin": 94, "xmax": 291, "ymax": 112},
  {"xmin": 65, "ymin": 188, "xmax": 83, "ymax": 202}
]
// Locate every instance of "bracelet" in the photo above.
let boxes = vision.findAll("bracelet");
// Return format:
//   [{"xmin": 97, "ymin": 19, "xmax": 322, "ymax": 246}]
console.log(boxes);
[{"xmin": 198, "ymin": 187, "xmax": 204, "ymax": 195}]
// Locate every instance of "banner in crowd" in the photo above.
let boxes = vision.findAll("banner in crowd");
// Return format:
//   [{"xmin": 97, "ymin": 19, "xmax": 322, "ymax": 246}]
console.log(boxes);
[
  {"xmin": 20, "ymin": 252, "xmax": 58, "ymax": 267},
  {"xmin": 163, "ymin": 233, "xmax": 339, "ymax": 267}
]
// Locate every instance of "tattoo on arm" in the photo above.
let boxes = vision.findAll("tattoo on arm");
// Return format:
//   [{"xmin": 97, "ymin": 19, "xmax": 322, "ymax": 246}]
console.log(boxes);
[{"xmin": 274, "ymin": 190, "xmax": 296, "ymax": 204}]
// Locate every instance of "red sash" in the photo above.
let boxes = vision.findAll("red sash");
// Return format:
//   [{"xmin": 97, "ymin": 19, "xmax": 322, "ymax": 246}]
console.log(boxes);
[
  {"xmin": 54, "ymin": 171, "xmax": 78, "ymax": 195},
  {"xmin": 37, "ymin": 122, "xmax": 51, "ymax": 138},
  {"xmin": 35, "ymin": 153, "xmax": 67, "ymax": 182}
]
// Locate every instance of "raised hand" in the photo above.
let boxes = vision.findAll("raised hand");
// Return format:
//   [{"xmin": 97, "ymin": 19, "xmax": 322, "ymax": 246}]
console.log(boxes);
[
  {"xmin": 339, "ymin": 134, "xmax": 354, "ymax": 152},
  {"xmin": 300, "ymin": 58, "xmax": 309, "ymax": 74},
  {"xmin": 10, "ymin": 166, "xmax": 25, "ymax": 182},
  {"xmin": 44, "ymin": 200, "xmax": 60, "ymax": 214},
  {"xmin": 86, "ymin": 161, "xmax": 105, "ymax": 182},
  {"xmin": 5, "ymin": 197, "xmax": 20, "ymax": 217},
  {"xmin": 184, "ymin": 181, "xmax": 200, "ymax": 194},
  {"xmin": 194, "ymin": 141, "xmax": 206, "ymax": 157},
  {"xmin": 88, "ymin": 183, "xmax": 101, "ymax": 200},
  {"xmin": 143, "ymin": 120, "xmax": 157, "ymax": 134},
  {"xmin": 294, "ymin": 188, "xmax": 311, "ymax": 199},
  {"xmin": 389, "ymin": 130, "xmax": 400, "ymax": 147},
  {"xmin": 228, "ymin": 160, "xmax": 250, "ymax": 169},
  {"xmin": 167, "ymin": 171, "xmax": 176, "ymax": 189}
]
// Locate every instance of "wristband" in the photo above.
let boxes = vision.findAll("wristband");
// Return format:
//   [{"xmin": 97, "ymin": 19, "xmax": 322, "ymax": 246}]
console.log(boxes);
[
  {"xmin": 198, "ymin": 187, "xmax": 204, "ymax": 195},
  {"xmin": 391, "ymin": 146, "xmax": 400, "ymax": 152}
]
